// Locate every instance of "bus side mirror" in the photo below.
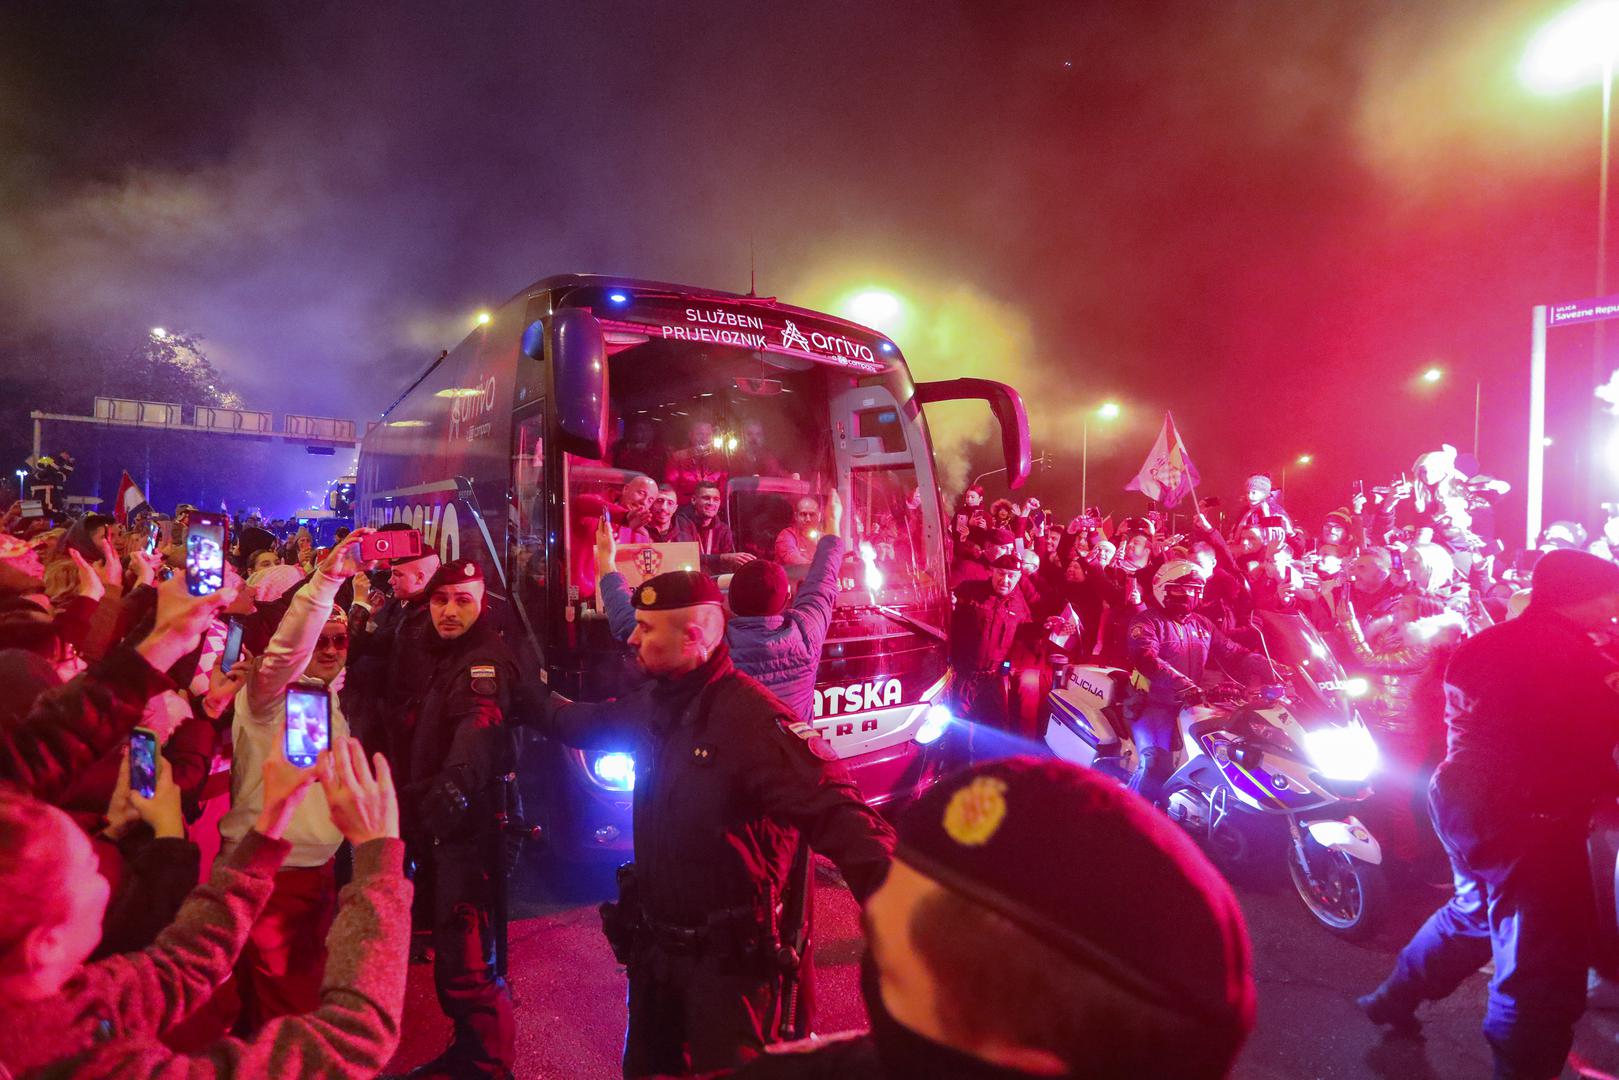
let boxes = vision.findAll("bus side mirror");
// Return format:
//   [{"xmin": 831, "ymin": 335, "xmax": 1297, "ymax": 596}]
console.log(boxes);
[
  {"xmin": 543, "ymin": 308, "xmax": 610, "ymax": 461},
  {"xmin": 913, "ymin": 378, "xmax": 1031, "ymax": 489}
]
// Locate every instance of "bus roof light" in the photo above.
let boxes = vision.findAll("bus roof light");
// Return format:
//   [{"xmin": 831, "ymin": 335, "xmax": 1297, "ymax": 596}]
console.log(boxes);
[{"xmin": 608, "ymin": 292, "xmax": 630, "ymax": 304}]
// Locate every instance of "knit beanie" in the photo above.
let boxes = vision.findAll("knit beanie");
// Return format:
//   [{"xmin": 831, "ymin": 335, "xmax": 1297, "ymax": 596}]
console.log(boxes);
[{"xmin": 729, "ymin": 559, "xmax": 790, "ymax": 617}]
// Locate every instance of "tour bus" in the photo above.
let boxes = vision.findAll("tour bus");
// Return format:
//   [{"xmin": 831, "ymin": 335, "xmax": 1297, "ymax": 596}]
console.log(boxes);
[{"xmin": 357, "ymin": 275, "xmax": 1029, "ymax": 861}]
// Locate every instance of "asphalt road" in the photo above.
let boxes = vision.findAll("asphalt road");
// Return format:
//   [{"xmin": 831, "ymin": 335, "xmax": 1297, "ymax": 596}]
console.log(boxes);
[{"xmin": 386, "ymin": 857, "xmax": 1619, "ymax": 1079}]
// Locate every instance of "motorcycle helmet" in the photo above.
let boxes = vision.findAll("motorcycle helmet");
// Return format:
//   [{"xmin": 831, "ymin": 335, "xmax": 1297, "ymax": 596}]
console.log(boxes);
[{"xmin": 1153, "ymin": 558, "xmax": 1208, "ymax": 616}]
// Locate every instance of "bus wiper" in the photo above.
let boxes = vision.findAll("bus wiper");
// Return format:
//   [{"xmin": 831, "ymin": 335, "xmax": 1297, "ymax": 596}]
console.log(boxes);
[{"xmin": 872, "ymin": 605, "xmax": 947, "ymax": 643}]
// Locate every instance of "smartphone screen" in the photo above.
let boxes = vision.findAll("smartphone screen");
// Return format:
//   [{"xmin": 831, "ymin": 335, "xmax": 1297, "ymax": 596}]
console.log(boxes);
[
  {"xmin": 144, "ymin": 520, "xmax": 161, "ymax": 556},
  {"xmin": 221, "ymin": 620, "xmax": 245, "ymax": 675},
  {"xmin": 129, "ymin": 727, "xmax": 159, "ymax": 799},
  {"xmin": 359, "ymin": 527, "xmax": 422, "ymax": 563},
  {"xmin": 283, "ymin": 686, "xmax": 331, "ymax": 768},
  {"xmin": 185, "ymin": 512, "xmax": 228, "ymax": 596}
]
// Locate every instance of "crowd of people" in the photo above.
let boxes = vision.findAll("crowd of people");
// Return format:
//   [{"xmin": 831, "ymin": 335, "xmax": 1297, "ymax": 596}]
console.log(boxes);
[{"xmin": 3, "ymin": 429, "xmax": 1619, "ymax": 1080}]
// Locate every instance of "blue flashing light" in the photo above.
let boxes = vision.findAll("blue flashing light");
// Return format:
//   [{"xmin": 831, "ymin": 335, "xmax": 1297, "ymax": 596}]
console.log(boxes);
[
  {"xmin": 916, "ymin": 704, "xmax": 952, "ymax": 746},
  {"xmin": 879, "ymin": 342, "xmax": 894, "ymax": 353},
  {"xmin": 591, "ymin": 751, "xmax": 636, "ymax": 791},
  {"xmin": 607, "ymin": 292, "xmax": 630, "ymax": 304}
]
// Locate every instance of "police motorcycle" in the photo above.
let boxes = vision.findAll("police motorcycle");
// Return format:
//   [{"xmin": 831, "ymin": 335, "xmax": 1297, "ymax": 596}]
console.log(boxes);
[{"xmin": 1042, "ymin": 571, "xmax": 1388, "ymax": 938}]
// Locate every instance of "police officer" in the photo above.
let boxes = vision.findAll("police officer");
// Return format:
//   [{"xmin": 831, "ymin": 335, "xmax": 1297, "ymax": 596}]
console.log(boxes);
[
  {"xmin": 719, "ymin": 756, "xmax": 1256, "ymax": 1079},
  {"xmin": 395, "ymin": 559, "xmax": 517, "ymax": 1080},
  {"xmin": 1360, "ymin": 550, "xmax": 1619, "ymax": 1079},
  {"xmin": 948, "ymin": 554, "xmax": 1032, "ymax": 739},
  {"xmin": 534, "ymin": 570, "xmax": 895, "ymax": 1077},
  {"xmin": 1127, "ymin": 560, "xmax": 1275, "ymax": 806}
]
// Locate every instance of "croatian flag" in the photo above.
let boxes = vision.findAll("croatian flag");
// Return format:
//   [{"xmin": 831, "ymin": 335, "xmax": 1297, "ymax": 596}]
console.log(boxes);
[
  {"xmin": 114, "ymin": 471, "xmax": 152, "ymax": 526},
  {"xmin": 1125, "ymin": 412, "xmax": 1201, "ymax": 508}
]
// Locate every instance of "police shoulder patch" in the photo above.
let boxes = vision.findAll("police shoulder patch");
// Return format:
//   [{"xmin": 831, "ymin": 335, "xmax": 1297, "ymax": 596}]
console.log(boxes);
[
  {"xmin": 470, "ymin": 663, "xmax": 498, "ymax": 696},
  {"xmin": 778, "ymin": 717, "xmax": 838, "ymax": 762}
]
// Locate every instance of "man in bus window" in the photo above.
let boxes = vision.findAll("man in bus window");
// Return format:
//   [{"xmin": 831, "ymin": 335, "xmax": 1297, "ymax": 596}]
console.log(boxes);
[
  {"xmin": 775, "ymin": 497, "xmax": 822, "ymax": 568},
  {"xmin": 644, "ymin": 484, "xmax": 680, "ymax": 544},
  {"xmin": 666, "ymin": 419, "xmax": 729, "ymax": 502},
  {"xmin": 570, "ymin": 475, "xmax": 654, "ymax": 598},
  {"xmin": 673, "ymin": 482, "xmax": 755, "ymax": 573}
]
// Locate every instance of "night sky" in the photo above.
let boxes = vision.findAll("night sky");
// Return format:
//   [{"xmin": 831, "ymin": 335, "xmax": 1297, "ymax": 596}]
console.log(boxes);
[{"xmin": 1, "ymin": 1, "xmax": 1610, "ymax": 531}]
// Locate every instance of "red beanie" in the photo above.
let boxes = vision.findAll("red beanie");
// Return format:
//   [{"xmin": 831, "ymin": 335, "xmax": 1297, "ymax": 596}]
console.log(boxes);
[{"xmin": 729, "ymin": 559, "xmax": 790, "ymax": 616}]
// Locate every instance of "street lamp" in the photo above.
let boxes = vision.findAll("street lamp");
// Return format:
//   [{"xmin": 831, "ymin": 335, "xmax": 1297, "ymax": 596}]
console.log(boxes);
[
  {"xmin": 1282, "ymin": 453, "xmax": 1313, "ymax": 492},
  {"xmin": 475, "ymin": 311, "xmax": 492, "ymax": 326},
  {"xmin": 1082, "ymin": 401, "xmax": 1122, "ymax": 512},
  {"xmin": 1415, "ymin": 365, "xmax": 1484, "ymax": 457},
  {"xmin": 150, "ymin": 327, "xmax": 167, "ymax": 340}
]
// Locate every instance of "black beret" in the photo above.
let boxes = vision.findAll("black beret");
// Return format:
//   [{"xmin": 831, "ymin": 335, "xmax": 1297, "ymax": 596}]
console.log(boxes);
[
  {"xmin": 632, "ymin": 570, "xmax": 723, "ymax": 611},
  {"xmin": 424, "ymin": 558, "xmax": 484, "ymax": 595},
  {"xmin": 990, "ymin": 554, "xmax": 1023, "ymax": 571},
  {"xmin": 896, "ymin": 757, "xmax": 1254, "ymax": 1033}
]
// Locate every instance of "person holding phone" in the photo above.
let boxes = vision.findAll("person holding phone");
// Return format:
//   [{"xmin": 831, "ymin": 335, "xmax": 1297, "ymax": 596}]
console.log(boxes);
[
  {"xmin": 0, "ymin": 739, "xmax": 412, "ymax": 1080},
  {"xmin": 211, "ymin": 528, "xmax": 374, "ymax": 1034},
  {"xmin": 345, "ymin": 522, "xmax": 440, "ymax": 759}
]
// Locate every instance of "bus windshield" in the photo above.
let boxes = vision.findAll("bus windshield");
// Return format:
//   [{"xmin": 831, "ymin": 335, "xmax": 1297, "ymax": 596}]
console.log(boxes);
[{"xmin": 563, "ymin": 335, "xmax": 946, "ymax": 618}]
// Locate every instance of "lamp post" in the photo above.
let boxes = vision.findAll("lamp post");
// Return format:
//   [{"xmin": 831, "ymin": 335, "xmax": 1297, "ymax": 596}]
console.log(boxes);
[
  {"xmin": 1522, "ymin": 3, "xmax": 1619, "ymax": 515},
  {"xmin": 1081, "ymin": 401, "xmax": 1122, "ymax": 512},
  {"xmin": 1282, "ymin": 453, "xmax": 1312, "ymax": 493},
  {"xmin": 1416, "ymin": 366, "xmax": 1484, "ymax": 456}
]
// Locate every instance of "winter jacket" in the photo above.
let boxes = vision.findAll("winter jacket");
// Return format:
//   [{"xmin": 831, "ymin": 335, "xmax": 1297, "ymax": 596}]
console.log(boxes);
[
  {"xmin": 0, "ymin": 645, "xmax": 172, "ymax": 806},
  {"xmin": 0, "ymin": 832, "xmax": 411, "ymax": 1080},
  {"xmin": 1126, "ymin": 608, "xmax": 1269, "ymax": 705},
  {"xmin": 601, "ymin": 535, "xmax": 845, "ymax": 721}
]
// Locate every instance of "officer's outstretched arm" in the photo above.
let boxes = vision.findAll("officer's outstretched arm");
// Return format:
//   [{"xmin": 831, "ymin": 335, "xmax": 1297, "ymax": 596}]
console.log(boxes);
[
  {"xmin": 744, "ymin": 717, "xmax": 896, "ymax": 904},
  {"xmin": 531, "ymin": 688, "xmax": 648, "ymax": 750}
]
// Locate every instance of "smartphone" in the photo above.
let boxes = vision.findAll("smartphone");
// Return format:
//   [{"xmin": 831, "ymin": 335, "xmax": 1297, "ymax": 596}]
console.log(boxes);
[
  {"xmin": 283, "ymin": 686, "xmax": 331, "ymax": 768},
  {"xmin": 220, "ymin": 619, "xmax": 245, "ymax": 675},
  {"xmin": 129, "ymin": 727, "xmax": 159, "ymax": 799},
  {"xmin": 143, "ymin": 519, "xmax": 162, "ymax": 556},
  {"xmin": 1351, "ymin": 480, "xmax": 1365, "ymax": 497},
  {"xmin": 358, "ymin": 527, "xmax": 423, "ymax": 563},
  {"xmin": 185, "ymin": 511, "xmax": 229, "ymax": 596}
]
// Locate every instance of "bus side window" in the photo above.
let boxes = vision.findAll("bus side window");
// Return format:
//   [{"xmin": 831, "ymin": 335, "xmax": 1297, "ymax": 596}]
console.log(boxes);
[{"xmin": 511, "ymin": 410, "xmax": 547, "ymax": 629}]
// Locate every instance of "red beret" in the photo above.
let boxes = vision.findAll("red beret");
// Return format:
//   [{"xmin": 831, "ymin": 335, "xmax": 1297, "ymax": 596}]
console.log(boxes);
[
  {"xmin": 896, "ymin": 757, "xmax": 1254, "ymax": 1034},
  {"xmin": 632, "ymin": 570, "xmax": 722, "ymax": 610},
  {"xmin": 424, "ymin": 559, "xmax": 484, "ymax": 595}
]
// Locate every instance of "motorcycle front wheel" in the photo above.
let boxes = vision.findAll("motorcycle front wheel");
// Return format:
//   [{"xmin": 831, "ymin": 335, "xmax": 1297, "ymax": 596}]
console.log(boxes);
[{"xmin": 1287, "ymin": 834, "xmax": 1387, "ymax": 940}]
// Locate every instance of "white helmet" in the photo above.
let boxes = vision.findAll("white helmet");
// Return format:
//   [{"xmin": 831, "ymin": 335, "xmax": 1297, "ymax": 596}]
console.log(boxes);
[{"xmin": 1152, "ymin": 558, "xmax": 1209, "ymax": 609}]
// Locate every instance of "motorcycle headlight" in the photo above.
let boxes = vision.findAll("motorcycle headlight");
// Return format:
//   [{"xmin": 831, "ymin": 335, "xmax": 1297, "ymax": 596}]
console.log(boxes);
[
  {"xmin": 589, "ymin": 751, "xmax": 636, "ymax": 791},
  {"xmin": 1304, "ymin": 724, "xmax": 1379, "ymax": 782}
]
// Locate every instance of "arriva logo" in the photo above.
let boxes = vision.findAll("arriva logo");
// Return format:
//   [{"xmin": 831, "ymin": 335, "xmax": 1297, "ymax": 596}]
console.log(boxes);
[{"xmin": 814, "ymin": 678, "xmax": 902, "ymax": 718}]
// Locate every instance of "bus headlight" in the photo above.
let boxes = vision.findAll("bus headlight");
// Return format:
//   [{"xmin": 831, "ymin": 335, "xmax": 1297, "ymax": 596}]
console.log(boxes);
[
  {"xmin": 589, "ymin": 751, "xmax": 636, "ymax": 791},
  {"xmin": 1304, "ymin": 724, "xmax": 1379, "ymax": 782},
  {"xmin": 916, "ymin": 704, "xmax": 952, "ymax": 746}
]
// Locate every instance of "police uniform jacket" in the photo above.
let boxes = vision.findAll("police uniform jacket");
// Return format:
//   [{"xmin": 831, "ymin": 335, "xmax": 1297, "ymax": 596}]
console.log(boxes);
[
  {"xmin": 1436, "ymin": 606, "xmax": 1619, "ymax": 854},
  {"xmin": 347, "ymin": 595, "xmax": 435, "ymax": 759},
  {"xmin": 1127, "ymin": 607, "xmax": 1270, "ymax": 706},
  {"xmin": 948, "ymin": 580, "xmax": 1030, "ymax": 674},
  {"xmin": 538, "ymin": 644, "xmax": 895, "ymax": 928},
  {"xmin": 401, "ymin": 618, "xmax": 518, "ymax": 852}
]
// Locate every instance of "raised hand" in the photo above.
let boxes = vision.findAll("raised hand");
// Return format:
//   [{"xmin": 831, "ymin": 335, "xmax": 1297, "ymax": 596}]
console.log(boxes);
[
  {"xmin": 320, "ymin": 737, "xmax": 399, "ymax": 846},
  {"xmin": 595, "ymin": 516, "xmax": 618, "ymax": 580},
  {"xmin": 131, "ymin": 755, "xmax": 185, "ymax": 839},
  {"xmin": 136, "ymin": 574, "xmax": 233, "ymax": 672},
  {"xmin": 255, "ymin": 755, "xmax": 319, "ymax": 840},
  {"xmin": 317, "ymin": 528, "xmax": 375, "ymax": 580}
]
